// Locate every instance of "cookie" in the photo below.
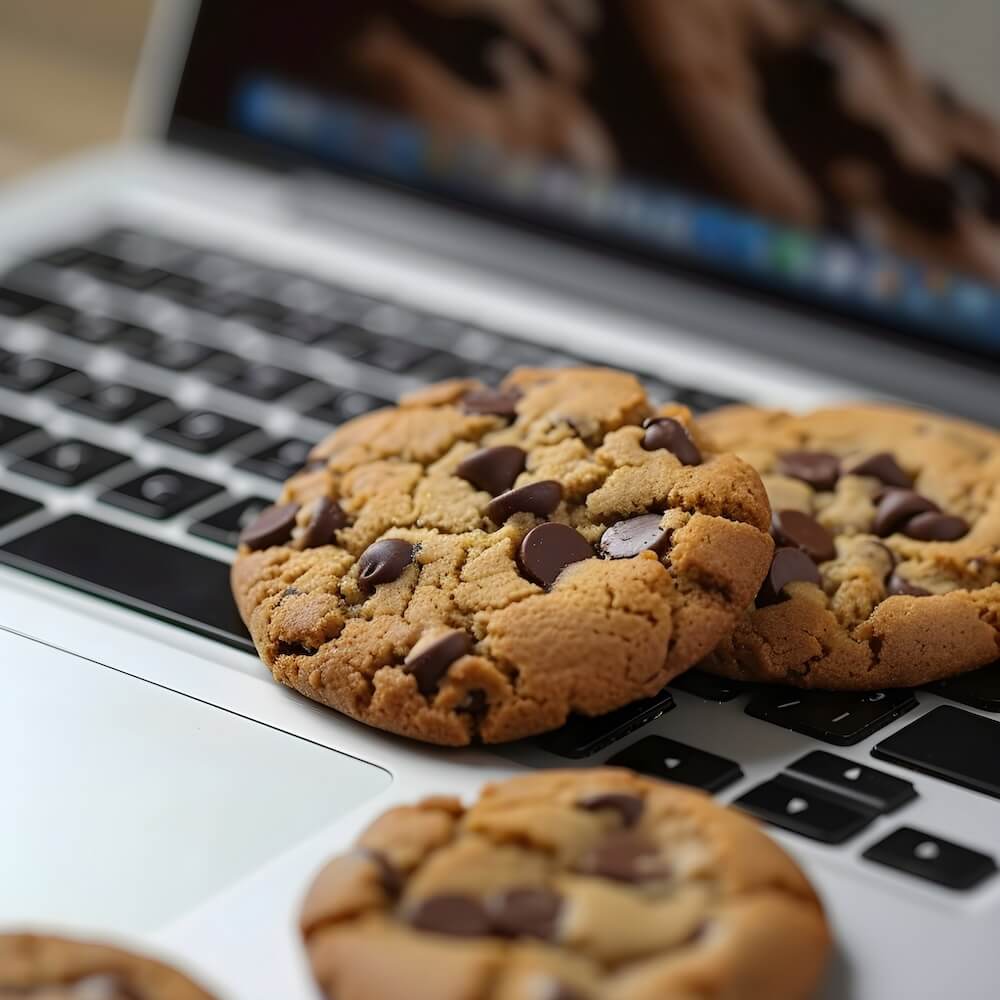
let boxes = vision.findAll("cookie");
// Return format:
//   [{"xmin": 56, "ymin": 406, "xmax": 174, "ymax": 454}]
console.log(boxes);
[
  {"xmin": 0, "ymin": 934, "xmax": 215, "ymax": 999},
  {"xmin": 698, "ymin": 403, "xmax": 1000, "ymax": 689},
  {"xmin": 299, "ymin": 768, "xmax": 830, "ymax": 1000},
  {"xmin": 231, "ymin": 368, "xmax": 774, "ymax": 745}
]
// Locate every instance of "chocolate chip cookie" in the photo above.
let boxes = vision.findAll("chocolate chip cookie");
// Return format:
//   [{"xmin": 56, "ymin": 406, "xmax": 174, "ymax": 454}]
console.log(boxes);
[
  {"xmin": 300, "ymin": 769, "xmax": 831, "ymax": 1000},
  {"xmin": 0, "ymin": 934, "xmax": 216, "ymax": 999},
  {"xmin": 232, "ymin": 368, "xmax": 773, "ymax": 745},
  {"xmin": 698, "ymin": 403, "xmax": 1000, "ymax": 689}
]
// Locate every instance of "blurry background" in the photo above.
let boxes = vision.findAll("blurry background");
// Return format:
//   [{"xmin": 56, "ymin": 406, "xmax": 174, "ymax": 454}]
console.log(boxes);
[{"xmin": 0, "ymin": 0, "xmax": 152, "ymax": 181}]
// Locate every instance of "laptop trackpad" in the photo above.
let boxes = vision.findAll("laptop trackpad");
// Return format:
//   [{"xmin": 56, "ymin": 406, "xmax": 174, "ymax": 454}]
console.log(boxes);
[{"xmin": 1, "ymin": 630, "xmax": 391, "ymax": 934}]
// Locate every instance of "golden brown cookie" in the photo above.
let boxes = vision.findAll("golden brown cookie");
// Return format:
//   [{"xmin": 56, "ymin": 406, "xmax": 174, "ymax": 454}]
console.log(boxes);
[
  {"xmin": 0, "ymin": 934, "xmax": 216, "ymax": 999},
  {"xmin": 299, "ymin": 769, "xmax": 831, "ymax": 1000},
  {"xmin": 231, "ymin": 368, "xmax": 773, "ymax": 745},
  {"xmin": 698, "ymin": 403, "xmax": 1000, "ymax": 689}
]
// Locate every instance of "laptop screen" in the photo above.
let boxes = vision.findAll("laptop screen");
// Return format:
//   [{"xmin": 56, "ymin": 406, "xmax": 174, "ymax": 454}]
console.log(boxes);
[{"xmin": 170, "ymin": 1, "xmax": 1000, "ymax": 359}]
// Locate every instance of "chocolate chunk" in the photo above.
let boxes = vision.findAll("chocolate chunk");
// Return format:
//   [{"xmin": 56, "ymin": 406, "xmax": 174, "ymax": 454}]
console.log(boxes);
[
  {"xmin": 577, "ymin": 792, "xmax": 645, "ymax": 827},
  {"xmin": 487, "ymin": 887, "xmax": 563, "ymax": 940},
  {"xmin": 886, "ymin": 572, "xmax": 931, "ymax": 598},
  {"xmin": 756, "ymin": 547, "xmax": 822, "ymax": 607},
  {"xmin": 357, "ymin": 538, "xmax": 417, "ymax": 593},
  {"xmin": 599, "ymin": 515, "xmax": 672, "ymax": 560},
  {"xmin": 771, "ymin": 509, "xmax": 836, "ymax": 563},
  {"xmin": 776, "ymin": 451, "xmax": 840, "ymax": 491},
  {"xmin": 300, "ymin": 497, "xmax": 348, "ymax": 548},
  {"xmin": 902, "ymin": 512, "xmax": 970, "ymax": 542},
  {"xmin": 577, "ymin": 830, "xmax": 666, "ymax": 883},
  {"xmin": 359, "ymin": 848, "xmax": 403, "ymax": 897},
  {"xmin": 872, "ymin": 489, "xmax": 939, "ymax": 536},
  {"xmin": 460, "ymin": 386, "xmax": 521, "ymax": 418},
  {"xmin": 408, "ymin": 894, "xmax": 492, "ymax": 937},
  {"xmin": 517, "ymin": 522, "xmax": 594, "ymax": 589},
  {"xmin": 403, "ymin": 631, "xmax": 473, "ymax": 696},
  {"xmin": 238, "ymin": 501, "xmax": 301, "ymax": 550},
  {"xmin": 845, "ymin": 452, "xmax": 911, "ymax": 488},
  {"xmin": 486, "ymin": 480, "xmax": 562, "ymax": 524},
  {"xmin": 641, "ymin": 417, "xmax": 702, "ymax": 465},
  {"xmin": 457, "ymin": 445, "xmax": 526, "ymax": 496}
]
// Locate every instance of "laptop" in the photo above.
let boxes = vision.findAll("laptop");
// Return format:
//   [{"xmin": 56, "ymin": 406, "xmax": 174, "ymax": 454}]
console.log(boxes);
[{"xmin": 2, "ymin": 1, "xmax": 998, "ymax": 996}]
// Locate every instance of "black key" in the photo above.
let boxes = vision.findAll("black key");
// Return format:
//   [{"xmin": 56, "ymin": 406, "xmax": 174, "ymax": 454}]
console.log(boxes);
[
  {"xmin": 107, "ymin": 325, "xmax": 163, "ymax": 359},
  {"xmin": 0, "ymin": 514, "xmax": 252, "ymax": 651},
  {"xmin": 221, "ymin": 363, "xmax": 309, "ymax": 401},
  {"xmin": 670, "ymin": 670, "xmax": 748, "ymax": 702},
  {"xmin": 872, "ymin": 705, "xmax": 1000, "ymax": 800},
  {"xmin": 746, "ymin": 688, "xmax": 918, "ymax": 746},
  {"xmin": 150, "ymin": 409, "xmax": 256, "ymax": 454},
  {"xmin": 0, "ymin": 488, "xmax": 42, "ymax": 526},
  {"xmin": 195, "ymin": 351, "xmax": 248, "ymax": 384},
  {"xmin": 0, "ymin": 414, "xmax": 40, "ymax": 448},
  {"xmin": 101, "ymin": 467, "xmax": 222, "ymax": 520},
  {"xmin": 673, "ymin": 387, "xmax": 743, "ymax": 413},
  {"xmin": 535, "ymin": 688, "xmax": 675, "ymax": 759},
  {"xmin": 73, "ymin": 250, "xmax": 169, "ymax": 291},
  {"xmin": 189, "ymin": 496, "xmax": 273, "ymax": 547},
  {"xmin": 863, "ymin": 827, "xmax": 997, "ymax": 890},
  {"xmin": 236, "ymin": 438, "xmax": 314, "ymax": 481},
  {"xmin": 35, "ymin": 306, "xmax": 123, "ymax": 344},
  {"xmin": 37, "ymin": 245, "xmax": 90, "ymax": 269},
  {"xmin": 306, "ymin": 389, "xmax": 392, "ymax": 426},
  {"xmin": 148, "ymin": 273, "xmax": 208, "ymax": 305},
  {"xmin": 608, "ymin": 735, "xmax": 743, "ymax": 793},
  {"xmin": 224, "ymin": 296, "xmax": 289, "ymax": 328},
  {"xmin": 194, "ymin": 287, "xmax": 256, "ymax": 318},
  {"xmin": 270, "ymin": 310, "xmax": 338, "ymax": 344},
  {"xmin": 786, "ymin": 751, "xmax": 917, "ymax": 813},
  {"xmin": 146, "ymin": 339, "xmax": 217, "ymax": 372},
  {"xmin": 318, "ymin": 325, "xmax": 376, "ymax": 360},
  {"xmin": 363, "ymin": 338, "xmax": 434, "ymax": 374},
  {"xmin": 64, "ymin": 378, "xmax": 167, "ymax": 423},
  {"xmin": 0, "ymin": 285, "xmax": 46, "ymax": 318},
  {"xmin": 928, "ymin": 661, "xmax": 1000, "ymax": 712},
  {"xmin": 0, "ymin": 355, "xmax": 75, "ymax": 392},
  {"xmin": 410, "ymin": 351, "xmax": 481, "ymax": 381},
  {"xmin": 733, "ymin": 774, "xmax": 875, "ymax": 844},
  {"xmin": 10, "ymin": 439, "xmax": 127, "ymax": 487}
]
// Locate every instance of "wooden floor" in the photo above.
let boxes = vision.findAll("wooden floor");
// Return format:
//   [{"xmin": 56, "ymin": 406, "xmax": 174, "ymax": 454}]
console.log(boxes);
[{"xmin": 0, "ymin": 0, "xmax": 152, "ymax": 182}]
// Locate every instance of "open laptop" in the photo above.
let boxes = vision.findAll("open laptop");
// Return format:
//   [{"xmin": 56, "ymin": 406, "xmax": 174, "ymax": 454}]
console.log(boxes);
[{"xmin": 2, "ymin": 1, "xmax": 998, "ymax": 996}]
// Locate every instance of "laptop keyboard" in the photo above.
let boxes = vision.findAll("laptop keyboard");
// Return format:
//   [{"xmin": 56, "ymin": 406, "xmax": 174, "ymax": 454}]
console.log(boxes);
[{"xmin": 0, "ymin": 223, "xmax": 997, "ymax": 892}]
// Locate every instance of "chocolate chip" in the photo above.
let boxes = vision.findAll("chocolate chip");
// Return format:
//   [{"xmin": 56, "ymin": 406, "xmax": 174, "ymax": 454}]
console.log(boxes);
[
  {"xmin": 487, "ymin": 887, "xmax": 563, "ymax": 940},
  {"xmin": 359, "ymin": 848, "xmax": 403, "ymax": 897},
  {"xmin": 845, "ymin": 452, "xmax": 911, "ymax": 488},
  {"xmin": 300, "ymin": 497, "xmax": 348, "ymax": 548},
  {"xmin": 776, "ymin": 451, "xmax": 840, "ymax": 491},
  {"xmin": 403, "ymin": 631, "xmax": 472, "ymax": 696},
  {"xmin": 599, "ymin": 514, "xmax": 672, "ymax": 560},
  {"xmin": 238, "ymin": 501, "xmax": 301, "ymax": 550},
  {"xmin": 577, "ymin": 831, "xmax": 666, "ymax": 883},
  {"xmin": 872, "ymin": 489, "xmax": 939, "ymax": 536},
  {"xmin": 357, "ymin": 538, "xmax": 417, "ymax": 593},
  {"xmin": 641, "ymin": 417, "xmax": 702, "ymax": 465},
  {"xmin": 886, "ymin": 572, "xmax": 931, "ymax": 597},
  {"xmin": 771, "ymin": 509, "xmax": 836, "ymax": 563},
  {"xmin": 456, "ymin": 445, "xmax": 526, "ymax": 496},
  {"xmin": 901, "ymin": 512, "xmax": 970, "ymax": 542},
  {"xmin": 486, "ymin": 480, "xmax": 562, "ymax": 524},
  {"xmin": 460, "ymin": 386, "xmax": 521, "ymax": 418},
  {"xmin": 517, "ymin": 522, "xmax": 594, "ymax": 588},
  {"xmin": 577, "ymin": 793, "xmax": 645, "ymax": 827},
  {"xmin": 756, "ymin": 547, "xmax": 822, "ymax": 607},
  {"xmin": 408, "ymin": 894, "xmax": 492, "ymax": 937}
]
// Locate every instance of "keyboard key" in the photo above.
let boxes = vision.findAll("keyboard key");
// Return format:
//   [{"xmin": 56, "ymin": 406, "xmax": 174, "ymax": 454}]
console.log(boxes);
[
  {"xmin": 107, "ymin": 325, "xmax": 163, "ymax": 359},
  {"xmin": 189, "ymin": 496, "xmax": 273, "ymax": 547},
  {"xmin": 270, "ymin": 310, "xmax": 338, "ymax": 344},
  {"xmin": 306, "ymin": 389, "xmax": 392, "ymax": 426},
  {"xmin": 72, "ymin": 250, "xmax": 169, "ymax": 291},
  {"xmin": 733, "ymin": 775, "xmax": 875, "ymax": 844},
  {"xmin": 0, "ymin": 285, "xmax": 46, "ymax": 317},
  {"xmin": 673, "ymin": 387, "xmax": 743, "ymax": 413},
  {"xmin": 10, "ymin": 439, "xmax": 127, "ymax": 487},
  {"xmin": 150, "ymin": 409, "xmax": 256, "ymax": 454},
  {"xmin": 863, "ymin": 827, "xmax": 997, "ymax": 890},
  {"xmin": 0, "ymin": 488, "xmax": 42, "ymax": 526},
  {"xmin": 194, "ymin": 351, "xmax": 248, "ymax": 384},
  {"xmin": 0, "ymin": 414, "xmax": 40, "ymax": 448},
  {"xmin": 35, "ymin": 306, "xmax": 123, "ymax": 344},
  {"xmin": 0, "ymin": 514, "xmax": 252, "ymax": 651},
  {"xmin": 872, "ymin": 705, "xmax": 1000, "ymax": 800},
  {"xmin": 786, "ymin": 751, "xmax": 917, "ymax": 813},
  {"xmin": 101, "ymin": 467, "xmax": 222, "ymax": 520},
  {"xmin": 318, "ymin": 325, "xmax": 375, "ymax": 360},
  {"xmin": 145, "ymin": 339, "xmax": 219, "ymax": 372},
  {"xmin": 236, "ymin": 438, "xmax": 314, "ymax": 481},
  {"xmin": 535, "ymin": 688, "xmax": 676, "ymax": 759},
  {"xmin": 37, "ymin": 245, "xmax": 90, "ymax": 269},
  {"xmin": 410, "ymin": 351, "xmax": 481, "ymax": 381},
  {"xmin": 746, "ymin": 688, "xmax": 918, "ymax": 746},
  {"xmin": 221, "ymin": 363, "xmax": 309, "ymax": 401},
  {"xmin": 670, "ymin": 670, "xmax": 748, "ymax": 702},
  {"xmin": 928, "ymin": 661, "xmax": 1000, "ymax": 712},
  {"xmin": 363, "ymin": 338, "xmax": 434, "ymax": 374},
  {"xmin": 0, "ymin": 355, "xmax": 75, "ymax": 392},
  {"xmin": 64, "ymin": 378, "xmax": 167, "ymax": 423},
  {"xmin": 608, "ymin": 735, "xmax": 743, "ymax": 793}
]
